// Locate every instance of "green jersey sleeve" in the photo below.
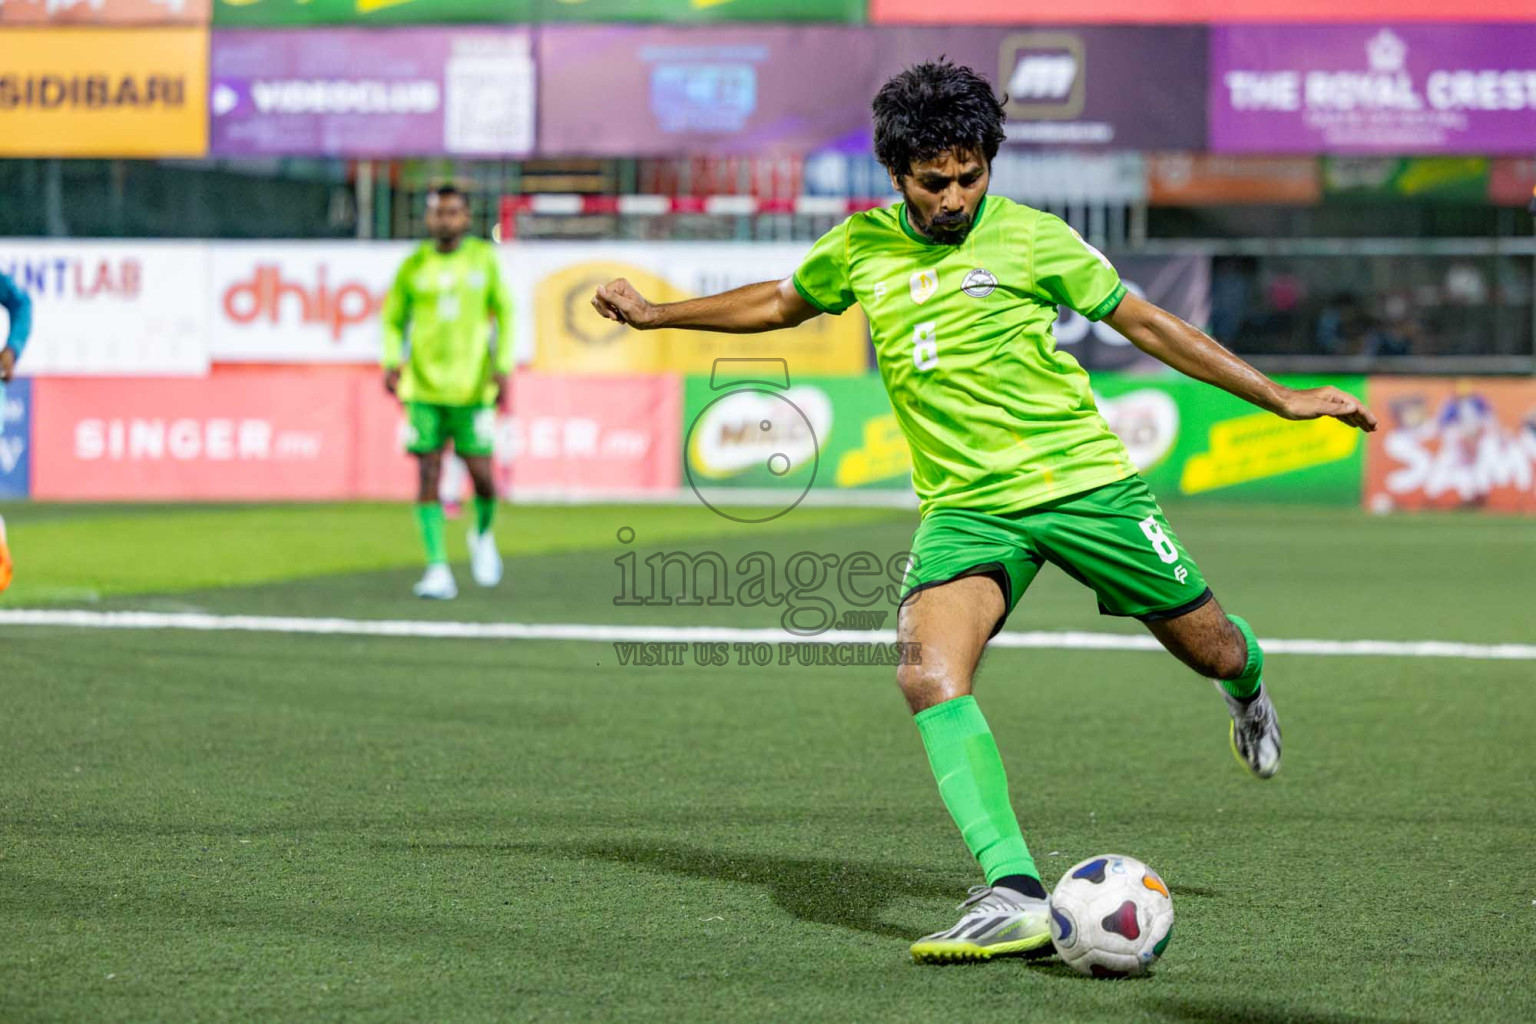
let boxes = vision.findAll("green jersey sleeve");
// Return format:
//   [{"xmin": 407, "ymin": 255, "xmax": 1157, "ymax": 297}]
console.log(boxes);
[
  {"xmin": 791, "ymin": 221, "xmax": 856, "ymax": 316},
  {"xmin": 1030, "ymin": 214, "xmax": 1126, "ymax": 322}
]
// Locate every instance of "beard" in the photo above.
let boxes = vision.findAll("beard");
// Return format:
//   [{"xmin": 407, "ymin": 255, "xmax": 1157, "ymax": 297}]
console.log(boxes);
[{"xmin": 907, "ymin": 202, "xmax": 973, "ymax": 245}]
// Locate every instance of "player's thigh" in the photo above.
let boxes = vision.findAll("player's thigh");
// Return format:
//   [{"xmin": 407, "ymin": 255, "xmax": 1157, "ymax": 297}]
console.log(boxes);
[
  {"xmin": 404, "ymin": 402, "xmax": 450, "ymax": 455},
  {"xmin": 900, "ymin": 509, "xmax": 1041, "ymax": 638},
  {"xmin": 895, "ymin": 510, "xmax": 1041, "ymax": 711},
  {"xmin": 1032, "ymin": 476, "xmax": 1213, "ymax": 622},
  {"xmin": 448, "ymin": 405, "xmax": 496, "ymax": 459}
]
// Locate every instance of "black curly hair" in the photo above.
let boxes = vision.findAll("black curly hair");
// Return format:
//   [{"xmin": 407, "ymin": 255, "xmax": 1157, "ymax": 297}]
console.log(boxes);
[{"xmin": 872, "ymin": 59, "xmax": 1007, "ymax": 180}]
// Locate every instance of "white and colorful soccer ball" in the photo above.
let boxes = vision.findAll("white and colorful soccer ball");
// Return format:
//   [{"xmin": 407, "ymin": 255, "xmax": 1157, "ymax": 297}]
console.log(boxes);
[{"xmin": 1048, "ymin": 854, "xmax": 1174, "ymax": 978}]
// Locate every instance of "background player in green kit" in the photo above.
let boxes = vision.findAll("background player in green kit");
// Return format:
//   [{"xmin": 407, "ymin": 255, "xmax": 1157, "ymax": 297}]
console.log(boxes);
[
  {"xmin": 382, "ymin": 185, "xmax": 515, "ymax": 600},
  {"xmin": 591, "ymin": 62, "xmax": 1378, "ymax": 963}
]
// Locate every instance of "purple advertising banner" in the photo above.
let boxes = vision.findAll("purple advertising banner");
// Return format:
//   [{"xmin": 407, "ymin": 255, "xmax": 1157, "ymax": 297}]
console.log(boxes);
[
  {"xmin": 536, "ymin": 26, "xmax": 1207, "ymax": 157},
  {"xmin": 1211, "ymin": 26, "xmax": 1536, "ymax": 155},
  {"xmin": 210, "ymin": 28, "xmax": 535, "ymax": 156}
]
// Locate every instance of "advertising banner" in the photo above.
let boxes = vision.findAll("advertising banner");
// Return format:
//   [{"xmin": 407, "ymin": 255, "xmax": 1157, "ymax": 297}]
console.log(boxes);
[
  {"xmin": 1094, "ymin": 374, "xmax": 1368, "ymax": 505},
  {"xmin": 209, "ymin": 28, "xmax": 535, "ymax": 157},
  {"xmin": 0, "ymin": 380, "xmax": 31, "ymax": 499},
  {"xmin": 538, "ymin": 27, "xmax": 879, "ymax": 157},
  {"xmin": 0, "ymin": 27, "xmax": 208, "ymax": 157},
  {"xmin": 354, "ymin": 370, "xmax": 683, "ymax": 501},
  {"xmin": 518, "ymin": 243, "xmax": 868, "ymax": 377},
  {"xmin": 1322, "ymin": 157, "xmax": 1489, "ymax": 203},
  {"xmin": 1211, "ymin": 26, "xmax": 1536, "ymax": 155},
  {"xmin": 537, "ymin": 26, "xmax": 1205, "ymax": 156},
  {"xmin": 1365, "ymin": 377, "xmax": 1536, "ymax": 514},
  {"xmin": 1147, "ymin": 155, "xmax": 1321, "ymax": 206},
  {"xmin": 1055, "ymin": 256, "xmax": 1208, "ymax": 373},
  {"xmin": 0, "ymin": 242, "xmax": 209, "ymax": 375},
  {"xmin": 876, "ymin": 28, "xmax": 1205, "ymax": 150},
  {"xmin": 210, "ymin": 242, "xmax": 412, "ymax": 363},
  {"xmin": 504, "ymin": 373, "xmax": 682, "ymax": 498},
  {"xmin": 1, "ymin": 0, "xmax": 209, "ymax": 25},
  {"xmin": 31, "ymin": 368, "xmax": 360, "ymax": 500},
  {"xmin": 684, "ymin": 373, "xmax": 909, "ymax": 493},
  {"xmin": 206, "ymin": 240, "xmax": 856, "ymax": 373},
  {"xmin": 681, "ymin": 372, "xmax": 1367, "ymax": 503},
  {"xmin": 214, "ymin": 0, "xmax": 861, "ymax": 26},
  {"xmin": 871, "ymin": 0, "xmax": 1536, "ymax": 22},
  {"xmin": 1488, "ymin": 159, "xmax": 1536, "ymax": 206}
]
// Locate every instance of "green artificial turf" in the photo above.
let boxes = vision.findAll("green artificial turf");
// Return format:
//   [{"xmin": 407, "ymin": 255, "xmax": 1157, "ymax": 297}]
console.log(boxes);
[{"xmin": 1, "ymin": 502, "xmax": 1532, "ymax": 1023}]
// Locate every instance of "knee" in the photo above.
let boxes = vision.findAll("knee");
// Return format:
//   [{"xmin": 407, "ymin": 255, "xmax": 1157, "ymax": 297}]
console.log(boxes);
[
  {"xmin": 896, "ymin": 660, "xmax": 969, "ymax": 714},
  {"xmin": 1206, "ymin": 617, "xmax": 1260, "ymax": 680}
]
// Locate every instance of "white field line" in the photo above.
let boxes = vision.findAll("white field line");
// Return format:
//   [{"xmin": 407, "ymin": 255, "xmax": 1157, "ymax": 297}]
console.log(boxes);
[{"xmin": 1, "ymin": 610, "xmax": 1533, "ymax": 661}]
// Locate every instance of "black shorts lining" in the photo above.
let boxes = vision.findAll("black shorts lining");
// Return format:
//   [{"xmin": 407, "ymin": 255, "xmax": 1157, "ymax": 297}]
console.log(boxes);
[{"xmin": 899, "ymin": 562, "xmax": 1013, "ymax": 639}]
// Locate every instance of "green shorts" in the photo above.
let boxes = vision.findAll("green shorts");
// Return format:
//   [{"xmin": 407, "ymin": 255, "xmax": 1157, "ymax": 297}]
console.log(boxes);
[
  {"xmin": 404, "ymin": 402, "xmax": 496, "ymax": 458},
  {"xmin": 901, "ymin": 475, "xmax": 1212, "ymax": 635}
]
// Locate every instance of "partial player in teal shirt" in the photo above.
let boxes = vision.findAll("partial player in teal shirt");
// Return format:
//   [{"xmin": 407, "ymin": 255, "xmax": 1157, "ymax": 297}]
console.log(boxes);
[
  {"xmin": 381, "ymin": 185, "xmax": 515, "ymax": 600},
  {"xmin": 592, "ymin": 61, "xmax": 1378, "ymax": 963},
  {"xmin": 0, "ymin": 269, "xmax": 32, "ymax": 592}
]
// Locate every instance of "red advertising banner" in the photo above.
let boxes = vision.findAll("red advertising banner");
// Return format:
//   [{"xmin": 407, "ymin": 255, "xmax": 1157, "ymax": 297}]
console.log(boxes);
[
  {"xmin": 503, "ymin": 374, "xmax": 685, "ymax": 497},
  {"xmin": 501, "ymin": 374, "xmax": 681, "ymax": 498},
  {"xmin": 870, "ymin": 0, "xmax": 1536, "ymax": 21},
  {"xmin": 0, "ymin": 0, "xmax": 209, "ymax": 25},
  {"xmin": 1365, "ymin": 377, "xmax": 1536, "ymax": 515},
  {"xmin": 358, "ymin": 370, "xmax": 684, "ymax": 501},
  {"xmin": 1489, "ymin": 159, "xmax": 1536, "ymax": 207},
  {"xmin": 35, "ymin": 368, "xmax": 684, "ymax": 502},
  {"xmin": 32, "ymin": 368, "xmax": 360, "ymax": 501}
]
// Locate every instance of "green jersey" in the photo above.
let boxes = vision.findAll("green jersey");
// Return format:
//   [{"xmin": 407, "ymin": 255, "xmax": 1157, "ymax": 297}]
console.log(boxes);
[
  {"xmin": 381, "ymin": 237, "xmax": 515, "ymax": 407},
  {"xmin": 793, "ymin": 195, "xmax": 1135, "ymax": 517}
]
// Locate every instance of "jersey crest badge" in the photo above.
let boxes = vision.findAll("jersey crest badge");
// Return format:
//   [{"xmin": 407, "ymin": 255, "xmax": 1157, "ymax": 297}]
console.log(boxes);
[
  {"xmin": 909, "ymin": 269, "xmax": 939, "ymax": 305},
  {"xmin": 962, "ymin": 268, "xmax": 998, "ymax": 298}
]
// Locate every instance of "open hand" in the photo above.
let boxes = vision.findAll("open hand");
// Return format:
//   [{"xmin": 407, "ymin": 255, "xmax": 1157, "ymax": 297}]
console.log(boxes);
[
  {"xmin": 1276, "ymin": 385, "xmax": 1378, "ymax": 432},
  {"xmin": 591, "ymin": 278, "xmax": 659, "ymax": 330}
]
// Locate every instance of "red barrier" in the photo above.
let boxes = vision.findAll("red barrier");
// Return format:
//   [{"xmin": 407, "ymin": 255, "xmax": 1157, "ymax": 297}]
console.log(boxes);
[
  {"xmin": 33, "ymin": 368, "xmax": 360, "ymax": 501},
  {"xmin": 32, "ymin": 367, "xmax": 683, "ymax": 502}
]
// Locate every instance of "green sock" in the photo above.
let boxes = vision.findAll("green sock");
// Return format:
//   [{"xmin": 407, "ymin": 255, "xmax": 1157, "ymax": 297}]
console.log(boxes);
[
  {"xmin": 415, "ymin": 503, "xmax": 447, "ymax": 565},
  {"xmin": 1220, "ymin": 614, "xmax": 1265, "ymax": 701},
  {"xmin": 914, "ymin": 695, "xmax": 1040, "ymax": 886},
  {"xmin": 473, "ymin": 495, "xmax": 496, "ymax": 535}
]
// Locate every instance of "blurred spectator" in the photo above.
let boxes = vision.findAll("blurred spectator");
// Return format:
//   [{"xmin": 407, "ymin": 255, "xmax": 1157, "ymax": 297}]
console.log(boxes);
[{"xmin": 1364, "ymin": 294, "xmax": 1421, "ymax": 359}]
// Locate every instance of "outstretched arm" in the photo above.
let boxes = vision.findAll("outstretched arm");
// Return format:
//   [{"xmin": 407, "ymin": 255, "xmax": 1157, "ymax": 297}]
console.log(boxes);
[
  {"xmin": 1104, "ymin": 292, "xmax": 1377, "ymax": 432},
  {"xmin": 591, "ymin": 276, "xmax": 820, "ymax": 334}
]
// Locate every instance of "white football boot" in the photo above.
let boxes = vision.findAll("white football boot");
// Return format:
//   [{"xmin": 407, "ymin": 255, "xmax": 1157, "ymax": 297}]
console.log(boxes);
[
  {"xmin": 413, "ymin": 562, "xmax": 458, "ymax": 600},
  {"xmin": 468, "ymin": 528, "xmax": 503, "ymax": 588},
  {"xmin": 909, "ymin": 884, "xmax": 1054, "ymax": 963},
  {"xmin": 1217, "ymin": 681, "xmax": 1282, "ymax": 779}
]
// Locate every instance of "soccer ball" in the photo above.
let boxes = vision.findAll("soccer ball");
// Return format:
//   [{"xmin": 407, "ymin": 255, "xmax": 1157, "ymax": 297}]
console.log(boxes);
[{"xmin": 1048, "ymin": 854, "xmax": 1174, "ymax": 978}]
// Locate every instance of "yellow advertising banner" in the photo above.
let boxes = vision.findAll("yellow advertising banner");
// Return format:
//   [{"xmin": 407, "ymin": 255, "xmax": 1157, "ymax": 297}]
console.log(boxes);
[
  {"xmin": 519, "ymin": 246, "xmax": 869, "ymax": 378},
  {"xmin": 0, "ymin": 27, "xmax": 208, "ymax": 156},
  {"xmin": 0, "ymin": 0, "xmax": 209, "ymax": 25}
]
